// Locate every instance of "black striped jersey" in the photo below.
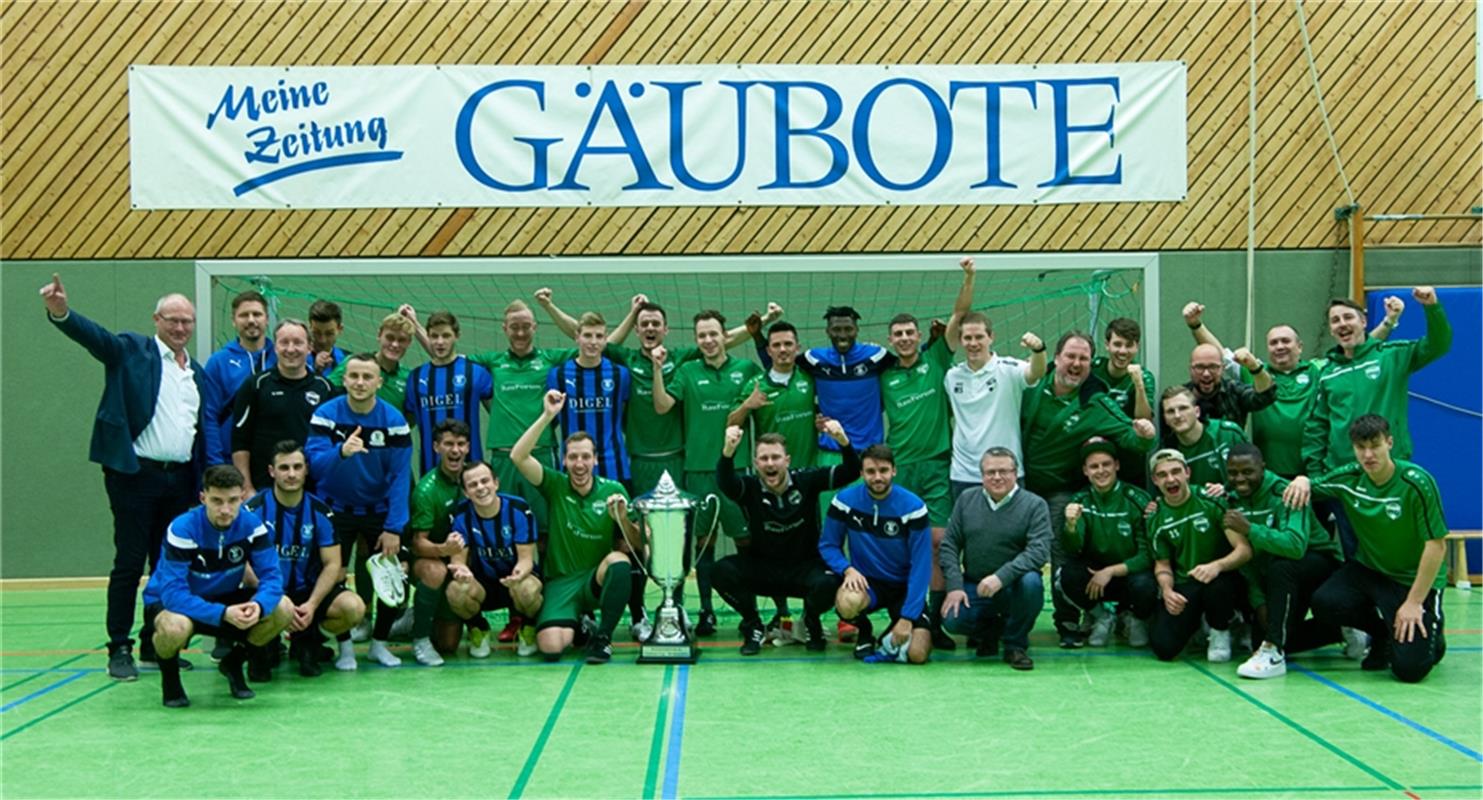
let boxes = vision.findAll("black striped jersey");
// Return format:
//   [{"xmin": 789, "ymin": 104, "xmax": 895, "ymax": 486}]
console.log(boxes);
[
  {"xmin": 450, "ymin": 495, "xmax": 538, "ymax": 580},
  {"xmin": 245, "ymin": 489, "xmax": 336, "ymax": 596},
  {"xmin": 230, "ymin": 369, "xmax": 334, "ymax": 490},
  {"xmin": 545, "ymin": 358, "xmax": 631, "ymax": 482},
  {"xmin": 404, "ymin": 356, "xmax": 494, "ymax": 474}
]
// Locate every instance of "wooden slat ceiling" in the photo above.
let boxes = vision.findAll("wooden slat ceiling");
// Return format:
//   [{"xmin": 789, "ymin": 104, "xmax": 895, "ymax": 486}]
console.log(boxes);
[{"xmin": 2, "ymin": 0, "xmax": 1478, "ymax": 259}]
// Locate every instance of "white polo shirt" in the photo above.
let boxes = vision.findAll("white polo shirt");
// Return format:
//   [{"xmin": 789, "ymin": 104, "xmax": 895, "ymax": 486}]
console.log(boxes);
[{"xmin": 946, "ymin": 355, "xmax": 1030, "ymax": 482}]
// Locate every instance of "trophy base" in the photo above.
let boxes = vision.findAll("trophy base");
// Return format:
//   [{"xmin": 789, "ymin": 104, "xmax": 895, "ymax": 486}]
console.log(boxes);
[{"xmin": 636, "ymin": 603, "xmax": 700, "ymax": 664}]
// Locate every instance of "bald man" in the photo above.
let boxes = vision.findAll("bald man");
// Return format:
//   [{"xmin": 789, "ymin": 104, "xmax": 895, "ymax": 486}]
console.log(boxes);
[
  {"xmin": 43, "ymin": 274, "xmax": 206, "ymax": 681},
  {"xmin": 1184, "ymin": 342, "xmax": 1275, "ymax": 429}
]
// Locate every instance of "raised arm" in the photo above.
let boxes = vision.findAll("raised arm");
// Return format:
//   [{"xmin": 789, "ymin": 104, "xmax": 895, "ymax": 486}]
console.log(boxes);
[
  {"xmin": 1408, "ymin": 286, "xmax": 1451, "ymax": 371},
  {"xmin": 511, "ymin": 390, "xmax": 563, "ymax": 487},
  {"xmin": 650, "ymin": 346, "xmax": 678, "ymax": 414},
  {"xmin": 606, "ymin": 294, "xmax": 647, "ymax": 345},
  {"xmin": 1369, "ymin": 295, "xmax": 1403, "ymax": 341},
  {"xmin": 534, "ymin": 288, "xmax": 580, "ymax": 339},
  {"xmin": 729, "ymin": 303, "xmax": 783, "ymax": 350},
  {"xmin": 943, "ymin": 257, "xmax": 976, "ymax": 352},
  {"xmin": 1231, "ymin": 347, "xmax": 1274, "ymax": 395},
  {"xmin": 1021, "ymin": 332, "xmax": 1047, "ymax": 385}
]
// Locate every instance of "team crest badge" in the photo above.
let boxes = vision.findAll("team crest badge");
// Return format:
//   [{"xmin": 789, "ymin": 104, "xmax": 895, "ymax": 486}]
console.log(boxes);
[
  {"xmin": 1384, "ymin": 500, "xmax": 1403, "ymax": 521},
  {"xmin": 1064, "ymin": 413, "xmax": 1081, "ymax": 431},
  {"xmin": 731, "ymin": 373, "xmax": 744, "ymax": 384},
  {"xmin": 1295, "ymin": 373, "xmax": 1310, "ymax": 386},
  {"xmin": 227, "ymin": 545, "xmax": 244, "ymax": 563},
  {"xmin": 883, "ymin": 520, "xmax": 901, "ymax": 537},
  {"xmin": 1118, "ymin": 522, "xmax": 1132, "ymax": 537},
  {"xmin": 304, "ymin": 391, "xmax": 320, "ymax": 404},
  {"xmin": 1192, "ymin": 517, "xmax": 1211, "ymax": 533},
  {"xmin": 454, "ymin": 374, "xmax": 467, "ymax": 388},
  {"xmin": 788, "ymin": 489, "xmax": 803, "ymax": 505},
  {"xmin": 370, "ymin": 430, "xmax": 385, "ymax": 447},
  {"xmin": 853, "ymin": 364, "xmax": 869, "ymax": 376},
  {"xmin": 502, "ymin": 525, "xmax": 512, "ymax": 540},
  {"xmin": 1364, "ymin": 363, "xmax": 1382, "ymax": 380},
  {"xmin": 952, "ymin": 382, "xmax": 964, "ymax": 394},
  {"xmin": 916, "ymin": 364, "xmax": 929, "ymax": 375},
  {"xmin": 301, "ymin": 524, "xmax": 314, "ymax": 543},
  {"xmin": 602, "ymin": 378, "xmax": 614, "ymax": 391}
]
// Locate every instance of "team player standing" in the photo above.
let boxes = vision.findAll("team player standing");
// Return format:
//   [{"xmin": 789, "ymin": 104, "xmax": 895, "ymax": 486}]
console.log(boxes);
[{"xmin": 42, "ymin": 266, "xmax": 1459, "ymax": 706}]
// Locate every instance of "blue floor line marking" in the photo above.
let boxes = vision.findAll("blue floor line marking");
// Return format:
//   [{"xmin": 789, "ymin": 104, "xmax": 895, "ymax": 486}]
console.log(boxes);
[
  {"xmin": 1, "ymin": 671, "xmax": 89, "ymax": 712},
  {"xmin": 1291, "ymin": 664, "xmax": 1483, "ymax": 763},
  {"xmin": 662, "ymin": 664, "xmax": 690, "ymax": 800}
]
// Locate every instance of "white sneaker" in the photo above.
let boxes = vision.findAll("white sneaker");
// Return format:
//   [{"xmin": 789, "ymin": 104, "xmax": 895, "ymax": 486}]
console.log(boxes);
[
  {"xmin": 1124, "ymin": 614, "xmax": 1150, "ymax": 648},
  {"xmin": 1207, "ymin": 628, "xmax": 1233, "ymax": 663},
  {"xmin": 368, "ymin": 639, "xmax": 401, "ymax": 667},
  {"xmin": 349, "ymin": 619, "xmax": 371, "ymax": 644},
  {"xmin": 334, "ymin": 640, "xmax": 358, "ymax": 671},
  {"xmin": 389, "ymin": 607, "xmax": 415, "ymax": 642},
  {"xmin": 516, "ymin": 625, "xmax": 539, "ymax": 658},
  {"xmin": 468, "ymin": 627, "xmax": 492, "ymax": 659},
  {"xmin": 411, "ymin": 637, "xmax": 444, "ymax": 667},
  {"xmin": 1237, "ymin": 643, "xmax": 1286, "ymax": 679},
  {"xmin": 1342, "ymin": 627, "xmax": 1370, "ymax": 660},
  {"xmin": 629, "ymin": 613, "xmax": 653, "ymax": 643},
  {"xmin": 1087, "ymin": 606, "xmax": 1115, "ymax": 647}
]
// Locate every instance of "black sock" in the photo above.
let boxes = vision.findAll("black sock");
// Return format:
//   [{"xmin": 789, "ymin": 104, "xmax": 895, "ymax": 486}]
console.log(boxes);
[
  {"xmin": 159, "ymin": 656, "xmax": 187, "ymax": 706},
  {"xmin": 467, "ymin": 614, "xmax": 490, "ymax": 632},
  {"xmin": 696, "ymin": 549, "xmax": 714, "ymax": 613},
  {"xmin": 372, "ymin": 601, "xmax": 397, "ymax": 640},
  {"xmin": 411, "ymin": 580, "xmax": 439, "ymax": 639},
  {"xmin": 628, "ymin": 567, "xmax": 648, "ymax": 619},
  {"xmin": 928, "ymin": 590, "xmax": 946, "ymax": 628},
  {"xmin": 771, "ymin": 596, "xmax": 792, "ymax": 619},
  {"xmin": 598, "ymin": 562, "xmax": 633, "ymax": 638},
  {"xmin": 853, "ymin": 614, "xmax": 875, "ymax": 644}
]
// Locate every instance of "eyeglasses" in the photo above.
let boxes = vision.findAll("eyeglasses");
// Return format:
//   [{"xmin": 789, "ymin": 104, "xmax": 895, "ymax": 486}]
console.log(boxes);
[
  {"xmin": 982, "ymin": 468, "xmax": 1016, "ymax": 477},
  {"xmin": 158, "ymin": 316, "xmax": 195, "ymax": 326},
  {"xmin": 1190, "ymin": 364, "xmax": 1221, "ymax": 373}
]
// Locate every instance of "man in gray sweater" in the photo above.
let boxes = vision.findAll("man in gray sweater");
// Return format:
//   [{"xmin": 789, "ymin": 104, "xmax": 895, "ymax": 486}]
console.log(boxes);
[{"xmin": 939, "ymin": 447, "xmax": 1052, "ymax": 670}]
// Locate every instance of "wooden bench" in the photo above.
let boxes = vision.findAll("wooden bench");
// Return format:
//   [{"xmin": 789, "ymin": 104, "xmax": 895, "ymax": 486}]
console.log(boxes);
[{"xmin": 1446, "ymin": 530, "xmax": 1481, "ymax": 588}]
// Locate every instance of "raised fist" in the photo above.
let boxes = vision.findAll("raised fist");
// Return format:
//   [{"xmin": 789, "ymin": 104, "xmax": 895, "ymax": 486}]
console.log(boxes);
[
  {"xmin": 1412, "ymin": 286, "xmax": 1437, "ymax": 306},
  {"xmin": 1182, "ymin": 301, "xmax": 1204, "ymax": 327}
]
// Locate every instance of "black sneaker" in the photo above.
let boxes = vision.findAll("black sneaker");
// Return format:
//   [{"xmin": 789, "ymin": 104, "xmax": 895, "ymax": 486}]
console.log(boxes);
[
  {"xmin": 852, "ymin": 640, "xmax": 876, "ymax": 660},
  {"xmin": 975, "ymin": 637, "xmax": 1000, "ymax": 658},
  {"xmin": 740, "ymin": 624, "xmax": 765, "ymax": 656},
  {"xmin": 573, "ymin": 614, "xmax": 596, "ymax": 648},
  {"xmin": 1059, "ymin": 631, "xmax": 1088, "ymax": 649},
  {"xmin": 803, "ymin": 618, "xmax": 827, "ymax": 652},
  {"xmin": 107, "ymin": 647, "xmax": 138, "ymax": 682},
  {"xmin": 930, "ymin": 626, "xmax": 957, "ymax": 651},
  {"xmin": 695, "ymin": 611, "xmax": 717, "ymax": 637},
  {"xmin": 1361, "ymin": 637, "xmax": 1390, "ymax": 672},
  {"xmin": 218, "ymin": 646, "xmax": 256, "ymax": 700},
  {"xmin": 584, "ymin": 632, "xmax": 613, "ymax": 664},
  {"xmin": 291, "ymin": 638, "xmax": 323, "ymax": 678},
  {"xmin": 974, "ymin": 617, "xmax": 1004, "ymax": 658},
  {"xmin": 247, "ymin": 645, "xmax": 273, "ymax": 683}
]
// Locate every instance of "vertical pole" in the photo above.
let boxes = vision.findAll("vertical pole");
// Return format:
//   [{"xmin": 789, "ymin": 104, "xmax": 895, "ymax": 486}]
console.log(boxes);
[{"xmin": 1350, "ymin": 208, "xmax": 1365, "ymax": 303}]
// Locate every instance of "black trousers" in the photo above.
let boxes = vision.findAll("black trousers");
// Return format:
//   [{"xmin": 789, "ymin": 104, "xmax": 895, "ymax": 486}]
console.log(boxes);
[
  {"xmin": 1150, "ymin": 572, "xmax": 1243, "ymax": 661},
  {"xmin": 103, "ymin": 462, "xmax": 196, "ymax": 652},
  {"xmin": 711, "ymin": 555, "xmax": 839, "ymax": 629},
  {"xmin": 1311, "ymin": 561, "xmax": 1446, "ymax": 683},
  {"xmin": 1255, "ymin": 551, "xmax": 1341, "ymax": 653},
  {"xmin": 1057, "ymin": 557, "xmax": 1159, "ymax": 620}
]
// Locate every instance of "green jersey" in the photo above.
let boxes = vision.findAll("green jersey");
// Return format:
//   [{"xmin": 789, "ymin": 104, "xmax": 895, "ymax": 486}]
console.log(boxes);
[
  {"xmin": 536, "ymin": 465, "xmax": 629, "ymax": 579},
  {"xmin": 1062, "ymin": 480, "xmax": 1154, "ymax": 572},
  {"xmin": 1090, "ymin": 356, "xmax": 1156, "ymax": 419},
  {"xmin": 471, "ymin": 347, "xmax": 578, "ymax": 450},
  {"xmin": 1148, "ymin": 492, "xmax": 1230, "ymax": 580},
  {"xmin": 328, "ymin": 358, "xmax": 411, "ymax": 411},
  {"xmin": 1172, "ymin": 420, "xmax": 1248, "ymax": 487},
  {"xmin": 742, "ymin": 368, "xmax": 818, "ymax": 467},
  {"xmin": 608, "ymin": 344, "xmax": 700, "ymax": 457},
  {"xmin": 1251, "ymin": 360, "xmax": 1324, "ymax": 478},
  {"xmin": 409, "ymin": 466, "xmax": 462, "ymax": 543},
  {"xmin": 882, "ymin": 337, "xmax": 954, "ymax": 464},
  {"xmin": 1302, "ymin": 302, "xmax": 1450, "ymax": 475},
  {"xmin": 667, "ymin": 355, "xmax": 762, "ymax": 472},
  {"xmin": 1021, "ymin": 384, "xmax": 1155, "ymax": 496},
  {"xmin": 1227, "ymin": 470, "xmax": 1340, "ymax": 607},
  {"xmin": 1314, "ymin": 460, "xmax": 1448, "ymax": 589}
]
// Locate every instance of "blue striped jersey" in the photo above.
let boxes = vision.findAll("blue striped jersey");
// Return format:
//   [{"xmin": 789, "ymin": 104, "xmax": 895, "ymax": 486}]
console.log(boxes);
[
  {"xmin": 404, "ymin": 356, "xmax": 494, "ymax": 474},
  {"xmin": 244, "ymin": 489, "xmax": 337, "ymax": 596},
  {"xmin": 795, "ymin": 343, "xmax": 895, "ymax": 450},
  {"xmin": 819, "ymin": 483, "xmax": 932, "ymax": 620},
  {"xmin": 450, "ymin": 495, "xmax": 538, "ymax": 580},
  {"xmin": 545, "ymin": 358, "xmax": 631, "ymax": 481},
  {"xmin": 141, "ymin": 505, "xmax": 283, "ymax": 627}
]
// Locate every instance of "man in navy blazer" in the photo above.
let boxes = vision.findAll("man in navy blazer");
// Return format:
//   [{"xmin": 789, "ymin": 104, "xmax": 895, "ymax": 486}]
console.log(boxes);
[{"xmin": 42, "ymin": 273, "xmax": 207, "ymax": 681}]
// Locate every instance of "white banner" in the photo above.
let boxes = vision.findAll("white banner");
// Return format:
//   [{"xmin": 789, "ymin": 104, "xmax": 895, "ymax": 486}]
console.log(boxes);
[{"xmin": 129, "ymin": 63, "xmax": 1187, "ymax": 210}]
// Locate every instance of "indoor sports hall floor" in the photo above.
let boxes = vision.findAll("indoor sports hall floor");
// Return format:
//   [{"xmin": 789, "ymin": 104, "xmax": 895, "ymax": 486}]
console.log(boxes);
[{"xmin": 2, "ymin": 586, "xmax": 1479, "ymax": 800}]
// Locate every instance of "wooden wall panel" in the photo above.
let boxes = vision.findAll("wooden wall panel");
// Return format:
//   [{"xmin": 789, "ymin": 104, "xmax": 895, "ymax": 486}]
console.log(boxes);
[{"xmin": 2, "ymin": 0, "xmax": 1477, "ymax": 259}]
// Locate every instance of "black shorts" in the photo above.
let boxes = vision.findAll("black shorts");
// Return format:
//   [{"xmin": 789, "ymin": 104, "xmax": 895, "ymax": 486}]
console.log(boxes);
[
  {"xmin": 336, "ymin": 511, "xmax": 408, "ymax": 559},
  {"xmin": 145, "ymin": 587, "xmax": 257, "ymax": 641},
  {"xmin": 867, "ymin": 581, "xmax": 931, "ymax": 629},
  {"xmin": 288, "ymin": 584, "xmax": 351, "ymax": 625},
  {"xmin": 474, "ymin": 565, "xmax": 541, "ymax": 612}
]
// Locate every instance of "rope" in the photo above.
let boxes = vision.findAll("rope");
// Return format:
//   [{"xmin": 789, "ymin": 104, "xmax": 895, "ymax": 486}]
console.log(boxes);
[
  {"xmin": 1410, "ymin": 392, "xmax": 1483, "ymax": 419},
  {"xmin": 1293, "ymin": 0, "xmax": 1356, "ymax": 205},
  {"xmin": 1244, "ymin": 0, "xmax": 1258, "ymax": 347}
]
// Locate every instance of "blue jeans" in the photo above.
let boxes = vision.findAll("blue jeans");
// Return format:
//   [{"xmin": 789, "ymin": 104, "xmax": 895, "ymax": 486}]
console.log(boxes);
[{"xmin": 941, "ymin": 571, "xmax": 1044, "ymax": 650}]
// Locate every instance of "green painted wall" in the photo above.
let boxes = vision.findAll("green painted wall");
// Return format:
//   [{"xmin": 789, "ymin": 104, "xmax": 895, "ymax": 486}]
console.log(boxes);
[{"xmin": 2, "ymin": 248, "xmax": 1476, "ymax": 578}]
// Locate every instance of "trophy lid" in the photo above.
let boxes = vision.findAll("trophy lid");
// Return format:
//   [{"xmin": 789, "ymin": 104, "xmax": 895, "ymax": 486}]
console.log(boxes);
[{"xmin": 632, "ymin": 471, "xmax": 694, "ymax": 512}]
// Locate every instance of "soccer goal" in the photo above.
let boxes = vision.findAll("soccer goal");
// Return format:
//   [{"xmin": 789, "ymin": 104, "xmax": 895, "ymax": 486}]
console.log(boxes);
[{"xmin": 194, "ymin": 253, "xmax": 1160, "ymax": 366}]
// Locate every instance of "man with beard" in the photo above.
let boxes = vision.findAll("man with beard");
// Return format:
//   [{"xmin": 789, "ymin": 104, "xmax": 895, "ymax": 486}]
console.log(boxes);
[
  {"xmin": 1179, "ymin": 303, "xmax": 1276, "ymax": 429},
  {"xmin": 729, "ymin": 321, "xmax": 818, "ymax": 468},
  {"xmin": 203, "ymin": 290, "xmax": 276, "ymax": 465},
  {"xmin": 407, "ymin": 420, "xmax": 475, "ymax": 666},
  {"xmin": 404, "ymin": 311, "xmax": 494, "ymax": 475},
  {"xmin": 713, "ymin": 420, "xmax": 858, "ymax": 654},
  {"xmin": 1021, "ymin": 331, "xmax": 1157, "ymax": 648}
]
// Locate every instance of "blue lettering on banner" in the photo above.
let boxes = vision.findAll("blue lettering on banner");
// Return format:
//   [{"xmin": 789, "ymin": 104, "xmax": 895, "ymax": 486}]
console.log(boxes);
[
  {"xmin": 451, "ymin": 74, "xmax": 1131, "ymax": 197},
  {"xmin": 205, "ymin": 78, "xmax": 403, "ymax": 196}
]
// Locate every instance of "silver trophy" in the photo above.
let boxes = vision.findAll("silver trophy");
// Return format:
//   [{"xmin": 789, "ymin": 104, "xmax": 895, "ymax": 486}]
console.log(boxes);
[{"xmin": 631, "ymin": 471, "xmax": 706, "ymax": 664}]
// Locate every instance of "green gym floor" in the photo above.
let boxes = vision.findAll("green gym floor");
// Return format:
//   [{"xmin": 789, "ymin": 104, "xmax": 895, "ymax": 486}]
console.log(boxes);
[{"xmin": 2, "ymin": 588, "xmax": 1479, "ymax": 800}]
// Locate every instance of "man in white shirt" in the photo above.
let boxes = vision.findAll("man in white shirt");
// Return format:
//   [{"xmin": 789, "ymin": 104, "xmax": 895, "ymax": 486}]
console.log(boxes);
[{"xmin": 945, "ymin": 311, "xmax": 1047, "ymax": 498}]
